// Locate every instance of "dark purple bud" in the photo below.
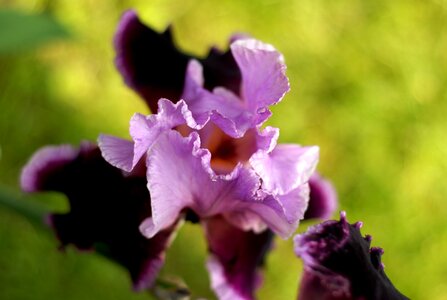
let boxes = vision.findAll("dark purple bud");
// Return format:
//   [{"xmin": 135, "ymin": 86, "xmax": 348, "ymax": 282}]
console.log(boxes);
[
  {"xmin": 20, "ymin": 142, "xmax": 179, "ymax": 291},
  {"xmin": 114, "ymin": 10, "xmax": 241, "ymax": 113},
  {"xmin": 294, "ymin": 212, "xmax": 408, "ymax": 300},
  {"xmin": 204, "ymin": 216, "xmax": 274, "ymax": 300}
]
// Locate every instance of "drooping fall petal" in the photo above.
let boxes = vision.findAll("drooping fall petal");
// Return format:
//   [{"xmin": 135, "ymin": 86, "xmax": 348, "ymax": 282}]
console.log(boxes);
[
  {"xmin": 20, "ymin": 142, "xmax": 179, "ymax": 290},
  {"xmin": 204, "ymin": 216, "xmax": 274, "ymax": 300}
]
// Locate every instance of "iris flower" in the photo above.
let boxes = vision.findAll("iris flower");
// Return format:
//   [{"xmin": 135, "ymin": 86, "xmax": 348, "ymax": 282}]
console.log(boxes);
[
  {"xmin": 294, "ymin": 212, "xmax": 409, "ymax": 300},
  {"xmin": 21, "ymin": 10, "xmax": 337, "ymax": 300}
]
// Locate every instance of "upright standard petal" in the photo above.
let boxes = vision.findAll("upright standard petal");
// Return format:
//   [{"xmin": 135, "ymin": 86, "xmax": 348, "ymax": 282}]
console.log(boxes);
[
  {"xmin": 20, "ymin": 143, "xmax": 179, "ymax": 290},
  {"xmin": 181, "ymin": 60, "xmax": 251, "ymax": 138},
  {"xmin": 114, "ymin": 10, "xmax": 241, "ymax": 113},
  {"xmin": 231, "ymin": 39, "xmax": 290, "ymax": 123},
  {"xmin": 180, "ymin": 39, "xmax": 289, "ymax": 138},
  {"xmin": 294, "ymin": 212, "xmax": 409, "ymax": 300},
  {"xmin": 204, "ymin": 216, "xmax": 274, "ymax": 300},
  {"xmin": 114, "ymin": 10, "xmax": 190, "ymax": 112}
]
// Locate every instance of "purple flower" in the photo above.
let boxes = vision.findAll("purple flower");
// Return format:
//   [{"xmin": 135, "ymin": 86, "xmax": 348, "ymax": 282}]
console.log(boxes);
[
  {"xmin": 20, "ymin": 142, "xmax": 179, "ymax": 291},
  {"xmin": 20, "ymin": 10, "xmax": 338, "ymax": 300},
  {"xmin": 294, "ymin": 212, "xmax": 408, "ymax": 300},
  {"xmin": 99, "ymin": 12, "xmax": 324, "ymax": 299},
  {"xmin": 101, "ymin": 28, "xmax": 319, "ymax": 238},
  {"xmin": 114, "ymin": 10, "xmax": 337, "ymax": 217}
]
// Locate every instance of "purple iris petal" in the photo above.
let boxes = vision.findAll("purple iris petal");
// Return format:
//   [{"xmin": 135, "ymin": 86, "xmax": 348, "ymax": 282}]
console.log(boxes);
[
  {"xmin": 100, "ymin": 99, "xmax": 318, "ymax": 239},
  {"xmin": 249, "ymin": 144, "xmax": 319, "ymax": 195},
  {"xmin": 231, "ymin": 39, "xmax": 289, "ymax": 115},
  {"xmin": 294, "ymin": 212, "xmax": 408, "ymax": 300},
  {"xmin": 114, "ymin": 10, "xmax": 240, "ymax": 113},
  {"xmin": 99, "ymin": 99, "xmax": 207, "ymax": 172},
  {"xmin": 181, "ymin": 39, "xmax": 290, "ymax": 138},
  {"xmin": 20, "ymin": 143, "xmax": 179, "ymax": 290},
  {"xmin": 181, "ymin": 60, "xmax": 251, "ymax": 138},
  {"xmin": 138, "ymin": 129, "xmax": 266, "ymax": 238},
  {"xmin": 204, "ymin": 216, "xmax": 273, "ymax": 300},
  {"xmin": 304, "ymin": 173, "xmax": 338, "ymax": 220}
]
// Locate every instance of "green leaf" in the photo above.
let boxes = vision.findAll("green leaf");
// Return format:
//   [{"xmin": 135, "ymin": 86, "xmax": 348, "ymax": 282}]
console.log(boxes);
[
  {"xmin": 0, "ymin": 9, "xmax": 69, "ymax": 54},
  {"xmin": 0, "ymin": 185, "xmax": 47, "ymax": 225}
]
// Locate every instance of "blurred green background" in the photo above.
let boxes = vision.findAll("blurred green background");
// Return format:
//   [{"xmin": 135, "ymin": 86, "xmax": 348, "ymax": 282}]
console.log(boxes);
[{"xmin": 1, "ymin": 0, "xmax": 446, "ymax": 299}]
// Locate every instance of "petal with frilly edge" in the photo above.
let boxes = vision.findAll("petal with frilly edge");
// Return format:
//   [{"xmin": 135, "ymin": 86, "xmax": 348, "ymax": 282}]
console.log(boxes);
[
  {"xmin": 20, "ymin": 143, "xmax": 180, "ymax": 291},
  {"xmin": 99, "ymin": 99, "xmax": 207, "ymax": 172},
  {"xmin": 231, "ymin": 39, "xmax": 289, "ymax": 116},
  {"xmin": 181, "ymin": 39, "xmax": 289, "ymax": 138},
  {"xmin": 250, "ymin": 144, "xmax": 319, "ymax": 195},
  {"xmin": 242, "ymin": 183, "xmax": 310, "ymax": 239},
  {"xmin": 182, "ymin": 60, "xmax": 252, "ymax": 138},
  {"xmin": 294, "ymin": 212, "xmax": 409, "ymax": 300},
  {"xmin": 204, "ymin": 216, "xmax": 274, "ymax": 300},
  {"xmin": 139, "ymin": 130, "xmax": 260, "ymax": 238},
  {"xmin": 139, "ymin": 130, "xmax": 306, "ymax": 239}
]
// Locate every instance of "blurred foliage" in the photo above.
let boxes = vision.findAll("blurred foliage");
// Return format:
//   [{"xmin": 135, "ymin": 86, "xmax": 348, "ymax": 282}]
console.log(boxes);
[
  {"xmin": 0, "ymin": 0, "xmax": 446, "ymax": 299},
  {"xmin": 0, "ymin": 9, "xmax": 69, "ymax": 54}
]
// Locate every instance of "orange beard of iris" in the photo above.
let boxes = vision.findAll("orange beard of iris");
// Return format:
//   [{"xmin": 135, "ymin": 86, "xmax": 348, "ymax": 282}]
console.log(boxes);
[
  {"xmin": 205, "ymin": 125, "xmax": 256, "ymax": 174},
  {"xmin": 176, "ymin": 123, "xmax": 257, "ymax": 174}
]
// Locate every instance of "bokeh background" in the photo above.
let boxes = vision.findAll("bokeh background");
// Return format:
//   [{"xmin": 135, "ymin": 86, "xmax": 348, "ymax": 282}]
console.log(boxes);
[{"xmin": 1, "ymin": 0, "xmax": 446, "ymax": 299}]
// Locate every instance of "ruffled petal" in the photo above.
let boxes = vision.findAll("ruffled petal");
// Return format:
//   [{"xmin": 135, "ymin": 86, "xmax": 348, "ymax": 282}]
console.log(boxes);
[
  {"xmin": 294, "ymin": 212, "xmax": 409, "ymax": 300},
  {"xmin": 139, "ymin": 130, "xmax": 260, "ymax": 238},
  {"xmin": 231, "ymin": 39, "xmax": 290, "ymax": 118},
  {"xmin": 99, "ymin": 99, "xmax": 206, "ymax": 172},
  {"xmin": 182, "ymin": 60, "xmax": 250, "ymax": 138},
  {"xmin": 250, "ymin": 144, "xmax": 319, "ymax": 195},
  {"xmin": 20, "ymin": 143, "xmax": 179, "ymax": 290},
  {"xmin": 304, "ymin": 173, "xmax": 338, "ymax": 220},
  {"xmin": 182, "ymin": 38, "xmax": 290, "ymax": 138},
  {"xmin": 204, "ymin": 216, "xmax": 274, "ymax": 300},
  {"xmin": 243, "ymin": 184, "xmax": 310, "ymax": 239}
]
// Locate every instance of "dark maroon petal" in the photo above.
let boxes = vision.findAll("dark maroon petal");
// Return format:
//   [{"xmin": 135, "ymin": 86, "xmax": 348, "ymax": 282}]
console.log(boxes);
[
  {"xmin": 204, "ymin": 216, "xmax": 273, "ymax": 300},
  {"xmin": 114, "ymin": 10, "xmax": 241, "ymax": 112},
  {"xmin": 20, "ymin": 142, "xmax": 178, "ymax": 290},
  {"xmin": 294, "ymin": 212, "xmax": 408, "ymax": 300},
  {"xmin": 201, "ymin": 46, "xmax": 241, "ymax": 95},
  {"xmin": 303, "ymin": 173, "xmax": 338, "ymax": 220}
]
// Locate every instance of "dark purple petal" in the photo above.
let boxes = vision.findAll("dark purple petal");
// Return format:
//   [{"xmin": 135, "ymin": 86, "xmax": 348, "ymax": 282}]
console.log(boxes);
[
  {"xmin": 303, "ymin": 173, "xmax": 338, "ymax": 220},
  {"xmin": 114, "ymin": 10, "xmax": 240, "ymax": 113},
  {"xmin": 294, "ymin": 212, "xmax": 408, "ymax": 300},
  {"xmin": 204, "ymin": 216, "xmax": 273, "ymax": 300},
  {"xmin": 20, "ymin": 143, "xmax": 179, "ymax": 290},
  {"xmin": 114, "ymin": 10, "xmax": 189, "ymax": 112}
]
